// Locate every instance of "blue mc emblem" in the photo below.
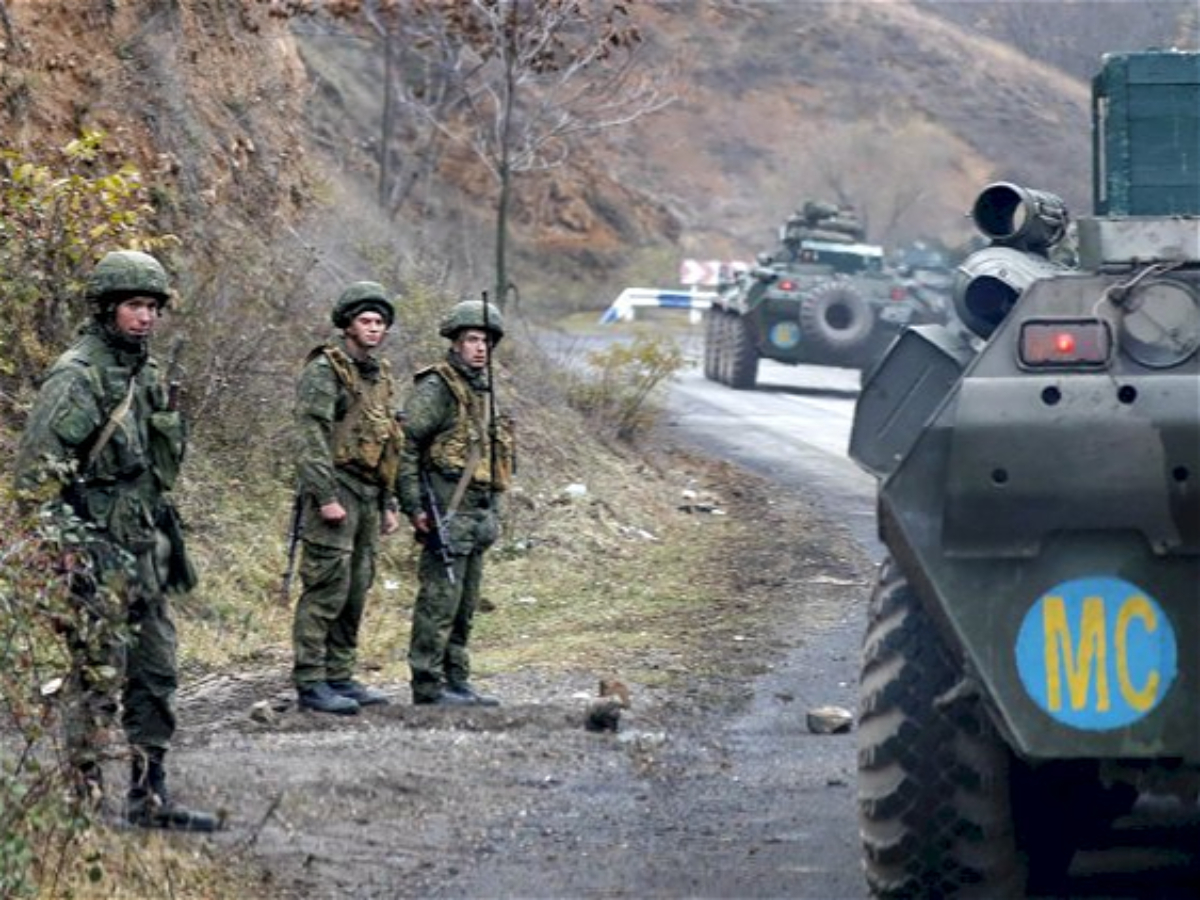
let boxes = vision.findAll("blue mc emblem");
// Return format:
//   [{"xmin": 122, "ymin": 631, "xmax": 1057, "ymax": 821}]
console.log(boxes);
[
  {"xmin": 1015, "ymin": 576, "xmax": 1177, "ymax": 731},
  {"xmin": 769, "ymin": 321, "xmax": 801, "ymax": 350}
]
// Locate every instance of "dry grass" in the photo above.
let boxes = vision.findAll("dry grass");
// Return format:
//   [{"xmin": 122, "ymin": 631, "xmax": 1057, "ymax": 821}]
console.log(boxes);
[{"xmin": 35, "ymin": 828, "xmax": 271, "ymax": 900}]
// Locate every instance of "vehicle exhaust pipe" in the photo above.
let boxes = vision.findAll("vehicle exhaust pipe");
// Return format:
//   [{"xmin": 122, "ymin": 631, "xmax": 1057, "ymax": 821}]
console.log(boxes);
[
  {"xmin": 953, "ymin": 246, "xmax": 1067, "ymax": 339},
  {"xmin": 971, "ymin": 182, "xmax": 1069, "ymax": 254}
]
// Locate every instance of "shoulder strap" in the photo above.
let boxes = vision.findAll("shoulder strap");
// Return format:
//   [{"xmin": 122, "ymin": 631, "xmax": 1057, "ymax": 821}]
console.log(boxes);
[
  {"xmin": 312, "ymin": 345, "xmax": 360, "ymax": 391},
  {"xmin": 446, "ymin": 429, "xmax": 484, "ymax": 517},
  {"xmin": 434, "ymin": 363, "xmax": 489, "ymax": 517},
  {"xmin": 85, "ymin": 376, "xmax": 136, "ymax": 472}
]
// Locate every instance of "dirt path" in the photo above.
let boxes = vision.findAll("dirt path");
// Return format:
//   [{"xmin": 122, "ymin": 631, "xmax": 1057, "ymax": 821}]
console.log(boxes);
[{"xmin": 168, "ymin": 465, "xmax": 875, "ymax": 899}]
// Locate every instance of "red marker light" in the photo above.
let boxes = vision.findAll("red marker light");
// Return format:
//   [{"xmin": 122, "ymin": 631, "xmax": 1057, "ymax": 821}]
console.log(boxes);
[
  {"xmin": 778, "ymin": 279, "xmax": 796, "ymax": 291},
  {"xmin": 1054, "ymin": 332, "xmax": 1076, "ymax": 355},
  {"xmin": 1019, "ymin": 319, "xmax": 1110, "ymax": 368},
  {"xmin": 890, "ymin": 287, "xmax": 907, "ymax": 301}
]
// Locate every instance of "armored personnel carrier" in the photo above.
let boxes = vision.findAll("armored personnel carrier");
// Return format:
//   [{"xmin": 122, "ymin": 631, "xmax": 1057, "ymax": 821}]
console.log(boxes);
[
  {"xmin": 703, "ymin": 201, "xmax": 943, "ymax": 389},
  {"xmin": 849, "ymin": 50, "xmax": 1200, "ymax": 896}
]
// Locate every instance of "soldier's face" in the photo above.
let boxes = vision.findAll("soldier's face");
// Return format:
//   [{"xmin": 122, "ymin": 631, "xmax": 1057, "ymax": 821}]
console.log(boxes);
[
  {"xmin": 454, "ymin": 329, "xmax": 490, "ymax": 369},
  {"xmin": 114, "ymin": 296, "xmax": 161, "ymax": 341},
  {"xmin": 345, "ymin": 311, "xmax": 389, "ymax": 354}
]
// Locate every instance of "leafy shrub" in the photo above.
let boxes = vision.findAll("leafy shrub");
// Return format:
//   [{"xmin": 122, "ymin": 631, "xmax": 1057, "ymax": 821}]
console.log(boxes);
[
  {"xmin": 0, "ymin": 131, "xmax": 173, "ymax": 403},
  {"xmin": 567, "ymin": 334, "xmax": 687, "ymax": 441},
  {"xmin": 0, "ymin": 494, "xmax": 130, "ymax": 897}
]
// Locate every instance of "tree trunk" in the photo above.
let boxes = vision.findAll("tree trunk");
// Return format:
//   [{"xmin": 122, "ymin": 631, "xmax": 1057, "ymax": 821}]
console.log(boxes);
[
  {"xmin": 493, "ymin": 14, "xmax": 518, "ymax": 310},
  {"xmin": 377, "ymin": 19, "xmax": 397, "ymax": 209}
]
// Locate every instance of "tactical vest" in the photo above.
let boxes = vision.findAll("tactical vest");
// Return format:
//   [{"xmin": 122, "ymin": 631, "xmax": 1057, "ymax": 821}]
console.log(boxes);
[
  {"xmin": 22, "ymin": 331, "xmax": 194, "ymax": 586},
  {"xmin": 310, "ymin": 345, "xmax": 402, "ymax": 488},
  {"xmin": 419, "ymin": 362, "xmax": 514, "ymax": 492},
  {"xmin": 51, "ymin": 339, "xmax": 172, "ymax": 487}
]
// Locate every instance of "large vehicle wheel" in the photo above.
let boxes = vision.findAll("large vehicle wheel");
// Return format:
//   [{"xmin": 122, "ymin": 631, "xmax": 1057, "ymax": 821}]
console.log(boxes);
[
  {"xmin": 800, "ymin": 280, "xmax": 875, "ymax": 356},
  {"xmin": 703, "ymin": 309, "xmax": 720, "ymax": 382},
  {"xmin": 711, "ymin": 311, "xmax": 728, "ymax": 384},
  {"xmin": 715, "ymin": 311, "xmax": 735, "ymax": 385},
  {"xmin": 859, "ymin": 559, "xmax": 1027, "ymax": 898},
  {"xmin": 727, "ymin": 315, "xmax": 759, "ymax": 390}
]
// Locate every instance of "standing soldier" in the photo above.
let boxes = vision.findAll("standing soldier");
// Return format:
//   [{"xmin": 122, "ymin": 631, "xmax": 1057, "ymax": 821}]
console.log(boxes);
[
  {"xmin": 291, "ymin": 282, "xmax": 403, "ymax": 715},
  {"xmin": 15, "ymin": 250, "xmax": 218, "ymax": 831},
  {"xmin": 397, "ymin": 299, "xmax": 515, "ymax": 707}
]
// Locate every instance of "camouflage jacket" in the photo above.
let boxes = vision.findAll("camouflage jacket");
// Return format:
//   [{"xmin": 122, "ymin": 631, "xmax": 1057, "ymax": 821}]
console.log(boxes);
[
  {"xmin": 397, "ymin": 353, "xmax": 514, "ymax": 517},
  {"xmin": 295, "ymin": 339, "xmax": 401, "ymax": 508},
  {"xmin": 15, "ymin": 323, "xmax": 186, "ymax": 555}
]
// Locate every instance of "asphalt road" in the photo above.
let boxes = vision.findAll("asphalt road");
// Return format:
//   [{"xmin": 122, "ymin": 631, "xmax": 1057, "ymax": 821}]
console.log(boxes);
[
  {"xmin": 665, "ymin": 356, "xmax": 878, "ymax": 554},
  {"xmin": 664, "ymin": 332, "xmax": 1200, "ymax": 900},
  {"xmin": 665, "ymin": 350, "xmax": 878, "ymax": 900}
]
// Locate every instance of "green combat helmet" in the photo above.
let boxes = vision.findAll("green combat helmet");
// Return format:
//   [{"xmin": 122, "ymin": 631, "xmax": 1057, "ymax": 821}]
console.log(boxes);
[
  {"xmin": 86, "ymin": 250, "xmax": 171, "ymax": 307},
  {"xmin": 331, "ymin": 281, "xmax": 395, "ymax": 328},
  {"xmin": 438, "ymin": 299, "xmax": 505, "ymax": 345}
]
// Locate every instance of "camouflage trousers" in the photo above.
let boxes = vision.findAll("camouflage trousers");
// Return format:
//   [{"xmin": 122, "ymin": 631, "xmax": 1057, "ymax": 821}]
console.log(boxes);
[
  {"xmin": 408, "ymin": 505, "xmax": 497, "ymax": 702},
  {"xmin": 65, "ymin": 534, "xmax": 179, "ymax": 769},
  {"xmin": 291, "ymin": 481, "xmax": 381, "ymax": 687}
]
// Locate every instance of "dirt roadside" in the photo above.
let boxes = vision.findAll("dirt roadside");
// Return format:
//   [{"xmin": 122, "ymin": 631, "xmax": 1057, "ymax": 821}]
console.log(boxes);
[{"xmin": 166, "ymin": 449, "xmax": 875, "ymax": 899}]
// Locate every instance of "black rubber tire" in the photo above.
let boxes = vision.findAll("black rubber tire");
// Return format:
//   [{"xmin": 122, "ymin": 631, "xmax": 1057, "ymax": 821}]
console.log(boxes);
[
  {"xmin": 800, "ymin": 280, "xmax": 875, "ymax": 355},
  {"xmin": 711, "ymin": 311, "xmax": 727, "ymax": 384},
  {"xmin": 716, "ymin": 311, "xmax": 734, "ymax": 385},
  {"xmin": 703, "ymin": 309, "xmax": 720, "ymax": 382},
  {"xmin": 726, "ymin": 315, "xmax": 758, "ymax": 390},
  {"xmin": 859, "ymin": 559, "xmax": 1027, "ymax": 898}
]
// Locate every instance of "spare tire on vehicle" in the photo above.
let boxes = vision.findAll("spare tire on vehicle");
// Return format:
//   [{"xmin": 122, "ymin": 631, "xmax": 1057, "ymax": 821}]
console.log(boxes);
[{"xmin": 800, "ymin": 280, "xmax": 875, "ymax": 355}]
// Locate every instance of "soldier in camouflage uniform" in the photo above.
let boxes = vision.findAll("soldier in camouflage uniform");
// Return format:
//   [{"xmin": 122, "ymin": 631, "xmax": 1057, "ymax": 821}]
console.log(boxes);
[
  {"xmin": 398, "ymin": 299, "xmax": 515, "ymax": 707},
  {"xmin": 291, "ymin": 282, "xmax": 403, "ymax": 715},
  {"xmin": 15, "ymin": 250, "xmax": 218, "ymax": 831}
]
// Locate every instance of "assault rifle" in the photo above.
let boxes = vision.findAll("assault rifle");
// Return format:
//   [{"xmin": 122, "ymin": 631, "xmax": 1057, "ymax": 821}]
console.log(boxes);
[
  {"xmin": 420, "ymin": 470, "xmax": 456, "ymax": 584},
  {"xmin": 280, "ymin": 490, "xmax": 304, "ymax": 605}
]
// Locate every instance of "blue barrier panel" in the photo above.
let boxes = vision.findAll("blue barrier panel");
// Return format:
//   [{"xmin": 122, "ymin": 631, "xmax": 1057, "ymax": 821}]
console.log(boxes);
[{"xmin": 599, "ymin": 288, "xmax": 715, "ymax": 324}]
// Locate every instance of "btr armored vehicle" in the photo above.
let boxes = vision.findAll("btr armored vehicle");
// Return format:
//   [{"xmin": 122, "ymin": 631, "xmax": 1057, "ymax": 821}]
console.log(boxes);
[
  {"xmin": 703, "ymin": 202, "xmax": 944, "ymax": 389},
  {"xmin": 850, "ymin": 50, "xmax": 1200, "ymax": 896}
]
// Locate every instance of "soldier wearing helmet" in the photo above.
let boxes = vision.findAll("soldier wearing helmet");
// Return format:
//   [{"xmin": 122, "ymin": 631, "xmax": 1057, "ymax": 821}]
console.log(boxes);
[
  {"xmin": 14, "ymin": 250, "xmax": 218, "ymax": 831},
  {"xmin": 290, "ymin": 281, "xmax": 403, "ymax": 715},
  {"xmin": 396, "ymin": 298, "xmax": 515, "ymax": 707}
]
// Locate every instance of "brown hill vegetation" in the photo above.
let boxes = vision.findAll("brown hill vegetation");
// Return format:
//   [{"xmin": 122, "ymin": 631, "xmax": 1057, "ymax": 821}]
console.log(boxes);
[{"xmin": 2, "ymin": 1, "xmax": 1193, "ymax": 303}]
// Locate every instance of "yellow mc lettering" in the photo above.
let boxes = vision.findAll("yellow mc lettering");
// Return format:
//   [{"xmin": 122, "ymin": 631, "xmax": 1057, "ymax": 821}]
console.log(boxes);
[
  {"xmin": 1116, "ymin": 595, "xmax": 1160, "ymax": 712},
  {"xmin": 1042, "ymin": 595, "xmax": 1110, "ymax": 713}
]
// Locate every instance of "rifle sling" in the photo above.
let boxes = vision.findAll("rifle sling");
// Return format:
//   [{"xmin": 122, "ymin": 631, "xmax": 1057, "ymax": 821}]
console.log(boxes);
[
  {"xmin": 445, "ymin": 402, "xmax": 489, "ymax": 517},
  {"xmin": 85, "ymin": 376, "xmax": 137, "ymax": 473}
]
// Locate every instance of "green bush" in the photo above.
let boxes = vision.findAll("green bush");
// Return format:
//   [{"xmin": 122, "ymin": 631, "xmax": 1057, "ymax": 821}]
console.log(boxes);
[
  {"xmin": 0, "ymin": 493, "xmax": 130, "ymax": 897},
  {"xmin": 567, "ymin": 334, "xmax": 688, "ymax": 441},
  {"xmin": 0, "ymin": 130, "xmax": 173, "ymax": 402}
]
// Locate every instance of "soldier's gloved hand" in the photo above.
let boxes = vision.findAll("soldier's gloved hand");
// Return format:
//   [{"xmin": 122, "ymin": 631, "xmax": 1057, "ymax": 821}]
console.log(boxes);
[
  {"xmin": 410, "ymin": 511, "xmax": 431, "ymax": 535},
  {"xmin": 381, "ymin": 509, "xmax": 400, "ymax": 536}
]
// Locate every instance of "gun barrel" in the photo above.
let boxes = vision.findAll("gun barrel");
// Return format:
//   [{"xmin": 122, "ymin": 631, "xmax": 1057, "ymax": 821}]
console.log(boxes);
[
  {"xmin": 280, "ymin": 491, "xmax": 304, "ymax": 604},
  {"xmin": 420, "ymin": 471, "xmax": 456, "ymax": 585}
]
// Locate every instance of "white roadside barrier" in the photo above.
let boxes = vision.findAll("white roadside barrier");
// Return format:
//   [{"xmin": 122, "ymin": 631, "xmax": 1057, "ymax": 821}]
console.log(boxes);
[{"xmin": 599, "ymin": 287, "xmax": 716, "ymax": 325}]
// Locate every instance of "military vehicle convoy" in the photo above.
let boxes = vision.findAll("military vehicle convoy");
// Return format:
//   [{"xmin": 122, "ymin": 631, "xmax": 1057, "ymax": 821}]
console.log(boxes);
[
  {"xmin": 703, "ymin": 202, "xmax": 947, "ymax": 389},
  {"xmin": 849, "ymin": 50, "xmax": 1200, "ymax": 896}
]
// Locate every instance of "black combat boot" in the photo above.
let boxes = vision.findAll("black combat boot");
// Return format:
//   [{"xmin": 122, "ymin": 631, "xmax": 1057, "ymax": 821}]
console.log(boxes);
[
  {"xmin": 444, "ymin": 682, "xmax": 501, "ymax": 707},
  {"xmin": 298, "ymin": 681, "xmax": 361, "ymax": 715},
  {"xmin": 127, "ymin": 749, "xmax": 220, "ymax": 832},
  {"xmin": 413, "ymin": 686, "xmax": 476, "ymax": 707},
  {"xmin": 327, "ymin": 679, "xmax": 390, "ymax": 706}
]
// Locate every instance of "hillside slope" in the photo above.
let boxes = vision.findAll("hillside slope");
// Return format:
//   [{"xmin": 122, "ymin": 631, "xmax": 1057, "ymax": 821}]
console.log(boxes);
[
  {"xmin": 1, "ymin": 0, "xmax": 312, "ymax": 234},
  {"xmin": 1, "ymin": 1, "xmax": 1193, "ymax": 301},
  {"xmin": 618, "ymin": 0, "xmax": 1094, "ymax": 261}
]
